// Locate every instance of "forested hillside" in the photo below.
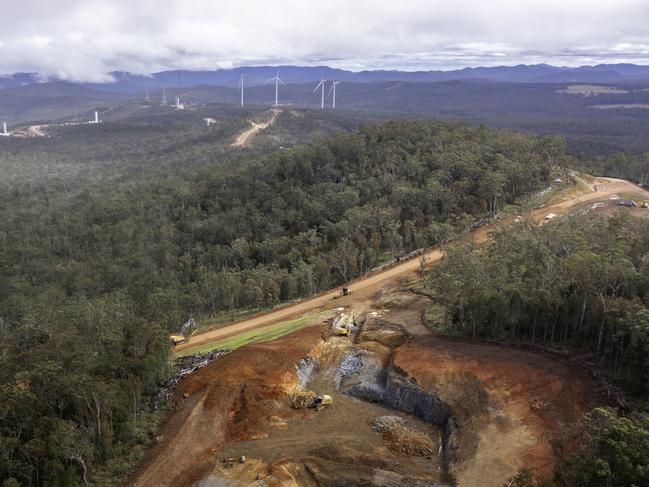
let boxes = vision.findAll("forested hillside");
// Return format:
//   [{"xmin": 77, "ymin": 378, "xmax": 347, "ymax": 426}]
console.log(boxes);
[
  {"xmin": 0, "ymin": 120, "xmax": 562, "ymax": 485},
  {"xmin": 429, "ymin": 213, "xmax": 649, "ymax": 486}
]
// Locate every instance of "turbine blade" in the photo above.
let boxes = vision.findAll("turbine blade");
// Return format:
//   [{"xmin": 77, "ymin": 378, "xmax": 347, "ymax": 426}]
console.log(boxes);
[{"xmin": 328, "ymin": 84, "xmax": 334, "ymax": 96}]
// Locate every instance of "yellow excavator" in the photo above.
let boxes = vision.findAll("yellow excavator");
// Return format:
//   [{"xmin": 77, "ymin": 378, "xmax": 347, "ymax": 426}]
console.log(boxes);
[
  {"xmin": 332, "ymin": 312, "xmax": 355, "ymax": 336},
  {"xmin": 169, "ymin": 318, "xmax": 198, "ymax": 346}
]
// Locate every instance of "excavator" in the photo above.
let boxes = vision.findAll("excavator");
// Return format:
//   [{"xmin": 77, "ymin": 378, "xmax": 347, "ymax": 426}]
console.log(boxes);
[
  {"xmin": 332, "ymin": 312, "xmax": 355, "ymax": 336},
  {"xmin": 169, "ymin": 318, "xmax": 198, "ymax": 346}
]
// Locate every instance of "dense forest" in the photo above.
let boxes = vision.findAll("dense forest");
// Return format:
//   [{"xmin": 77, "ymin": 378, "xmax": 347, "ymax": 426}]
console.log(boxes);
[
  {"xmin": 0, "ymin": 120, "xmax": 563, "ymax": 485},
  {"xmin": 429, "ymin": 213, "xmax": 649, "ymax": 486},
  {"xmin": 576, "ymin": 151, "xmax": 649, "ymax": 186}
]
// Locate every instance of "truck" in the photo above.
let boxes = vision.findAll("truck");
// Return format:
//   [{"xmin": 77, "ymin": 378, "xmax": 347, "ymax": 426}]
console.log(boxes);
[{"xmin": 333, "ymin": 287, "xmax": 351, "ymax": 299}]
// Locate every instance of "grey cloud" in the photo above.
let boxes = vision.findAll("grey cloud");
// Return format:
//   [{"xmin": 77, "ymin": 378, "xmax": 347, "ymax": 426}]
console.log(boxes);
[{"xmin": 0, "ymin": 0, "xmax": 648, "ymax": 81}]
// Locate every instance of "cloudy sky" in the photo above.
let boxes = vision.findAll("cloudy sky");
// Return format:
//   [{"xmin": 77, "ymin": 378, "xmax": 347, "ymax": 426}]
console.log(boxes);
[{"xmin": 1, "ymin": 0, "xmax": 648, "ymax": 82}]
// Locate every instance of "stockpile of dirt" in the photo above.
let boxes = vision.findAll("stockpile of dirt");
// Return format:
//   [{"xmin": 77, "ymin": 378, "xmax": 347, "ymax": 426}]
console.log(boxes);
[
  {"xmin": 371, "ymin": 416, "xmax": 438, "ymax": 456},
  {"xmin": 359, "ymin": 315, "xmax": 410, "ymax": 348}
]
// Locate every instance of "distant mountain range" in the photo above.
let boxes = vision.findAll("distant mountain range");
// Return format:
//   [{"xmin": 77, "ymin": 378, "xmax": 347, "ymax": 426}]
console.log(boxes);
[{"xmin": 3, "ymin": 63, "xmax": 649, "ymax": 94}]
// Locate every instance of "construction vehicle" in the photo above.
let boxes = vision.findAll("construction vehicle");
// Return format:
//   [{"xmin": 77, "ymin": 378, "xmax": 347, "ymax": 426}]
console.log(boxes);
[
  {"xmin": 291, "ymin": 391, "xmax": 333, "ymax": 410},
  {"xmin": 332, "ymin": 311, "xmax": 355, "ymax": 336},
  {"xmin": 334, "ymin": 327, "xmax": 350, "ymax": 336},
  {"xmin": 333, "ymin": 287, "xmax": 351, "ymax": 299},
  {"xmin": 169, "ymin": 318, "xmax": 198, "ymax": 346},
  {"xmin": 618, "ymin": 200, "xmax": 637, "ymax": 207}
]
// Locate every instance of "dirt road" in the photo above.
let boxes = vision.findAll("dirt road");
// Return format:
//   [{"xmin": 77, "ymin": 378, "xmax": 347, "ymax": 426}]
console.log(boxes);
[
  {"xmin": 176, "ymin": 176, "xmax": 649, "ymax": 353},
  {"xmin": 232, "ymin": 109, "xmax": 279, "ymax": 147},
  {"xmin": 27, "ymin": 125, "xmax": 48, "ymax": 137}
]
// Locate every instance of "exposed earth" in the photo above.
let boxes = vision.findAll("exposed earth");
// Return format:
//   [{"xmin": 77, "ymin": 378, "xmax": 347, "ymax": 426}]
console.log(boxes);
[
  {"xmin": 130, "ymin": 176, "xmax": 649, "ymax": 486},
  {"xmin": 232, "ymin": 109, "xmax": 280, "ymax": 147},
  {"xmin": 132, "ymin": 289, "xmax": 612, "ymax": 487}
]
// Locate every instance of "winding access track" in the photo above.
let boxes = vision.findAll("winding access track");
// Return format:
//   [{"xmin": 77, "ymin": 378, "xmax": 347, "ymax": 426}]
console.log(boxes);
[
  {"xmin": 232, "ymin": 109, "xmax": 280, "ymax": 147},
  {"xmin": 175, "ymin": 176, "xmax": 649, "ymax": 354}
]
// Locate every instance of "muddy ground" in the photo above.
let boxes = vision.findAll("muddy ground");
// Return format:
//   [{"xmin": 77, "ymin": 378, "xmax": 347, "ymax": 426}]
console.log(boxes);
[{"xmin": 131, "ymin": 288, "xmax": 610, "ymax": 487}]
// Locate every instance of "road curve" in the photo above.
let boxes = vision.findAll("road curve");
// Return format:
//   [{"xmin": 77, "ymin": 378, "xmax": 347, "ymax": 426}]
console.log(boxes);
[
  {"xmin": 175, "ymin": 176, "xmax": 649, "ymax": 353},
  {"xmin": 232, "ymin": 109, "xmax": 280, "ymax": 147}
]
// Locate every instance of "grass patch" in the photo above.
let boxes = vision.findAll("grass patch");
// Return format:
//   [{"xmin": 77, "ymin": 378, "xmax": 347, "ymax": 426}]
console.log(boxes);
[{"xmin": 175, "ymin": 310, "xmax": 330, "ymax": 357}]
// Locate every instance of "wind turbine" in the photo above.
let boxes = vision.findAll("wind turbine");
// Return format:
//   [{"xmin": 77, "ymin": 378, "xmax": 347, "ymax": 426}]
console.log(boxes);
[
  {"xmin": 328, "ymin": 81, "xmax": 341, "ymax": 109},
  {"xmin": 314, "ymin": 77, "xmax": 327, "ymax": 109},
  {"xmin": 266, "ymin": 73, "xmax": 286, "ymax": 107},
  {"xmin": 238, "ymin": 74, "xmax": 245, "ymax": 108}
]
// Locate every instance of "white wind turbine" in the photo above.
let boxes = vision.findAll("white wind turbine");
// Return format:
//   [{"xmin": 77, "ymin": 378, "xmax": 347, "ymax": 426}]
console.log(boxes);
[
  {"xmin": 328, "ymin": 81, "xmax": 341, "ymax": 109},
  {"xmin": 238, "ymin": 74, "xmax": 245, "ymax": 107},
  {"xmin": 266, "ymin": 73, "xmax": 286, "ymax": 107},
  {"xmin": 314, "ymin": 77, "xmax": 326, "ymax": 109}
]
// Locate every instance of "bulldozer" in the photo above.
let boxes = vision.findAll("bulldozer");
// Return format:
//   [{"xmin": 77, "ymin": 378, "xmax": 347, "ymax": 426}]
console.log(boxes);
[
  {"xmin": 169, "ymin": 318, "xmax": 198, "ymax": 346},
  {"xmin": 333, "ymin": 287, "xmax": 351, "ymax": 299}
]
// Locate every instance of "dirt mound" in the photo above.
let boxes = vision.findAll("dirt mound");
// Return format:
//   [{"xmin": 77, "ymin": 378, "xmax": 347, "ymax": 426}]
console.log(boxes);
[
  {"xmin": 371, "ymin": 416, "xmax": 438, "ymax": 456},
  {"xmin": 359, "ymin": 316, "xmax": 409, "ymax": 348}
]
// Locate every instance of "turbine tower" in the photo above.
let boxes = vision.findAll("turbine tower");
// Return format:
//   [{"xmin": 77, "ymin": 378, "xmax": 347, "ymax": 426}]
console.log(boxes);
[
  {"xmin": 314, "ymin": 77, "xmax": 326, "ymax": 109},
  {"xmin": 1, "ymin": 122, "xmax": 8, "ymax": 136},
  {"xmin": 145, "ymin": 84, "xmax": 150, "ymax": 103},
  {"xmin": 238, "ymin": 74, "xmax": 245, "ymax": 108},
  {"xmin": 328, "ymin": 81, "xmax": 341, "ymax": 109},
  {"xmin": 162, "ymin": 87, "xmax": 167, "ymax": 105},
  {"xmin": 266, "ymin": 73, "xmax": 286, "ymax": 107}
]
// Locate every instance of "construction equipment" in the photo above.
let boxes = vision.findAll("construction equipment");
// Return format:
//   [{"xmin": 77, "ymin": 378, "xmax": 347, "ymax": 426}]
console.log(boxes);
[
  {"xmin": 641, "ymin": 200, "xmax": 649, "ymax": 208},
  {"xmin": 169, "ymin": 318, "xmax": 198, "ymax": 346},
  {"xmin": 618, "ymin": 200, "xmax": 637, "ymax": 207},
  {"xmin": 291, "ymin": 391, "xmax": 333, "ymax": 410},
  {"xmin": 332, "ymin": 311, "xmax": 355, "ymax": 337},
  {"xmin": 334, "ymin": 327, "xmax": 350, "ymax": 336},
  {"xmin": 333, "ymin": 287, "xmax": 351, "ymax": 299}
]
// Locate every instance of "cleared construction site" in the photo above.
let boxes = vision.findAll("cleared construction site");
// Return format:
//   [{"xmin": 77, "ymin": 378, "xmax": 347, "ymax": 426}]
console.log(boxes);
[
  {"xmin": 126, "ymin": 176, "xmax": 649, "ymax": 487},
  {"xmin": 131, "ymin": 285, "xmax": 616, "ymax": 487}
]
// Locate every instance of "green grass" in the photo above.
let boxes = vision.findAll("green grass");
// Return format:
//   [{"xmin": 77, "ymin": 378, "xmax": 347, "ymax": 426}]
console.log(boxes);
[{"xmin": 175, "ymin": 310, "xmax": 330, "ymax": 357}]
